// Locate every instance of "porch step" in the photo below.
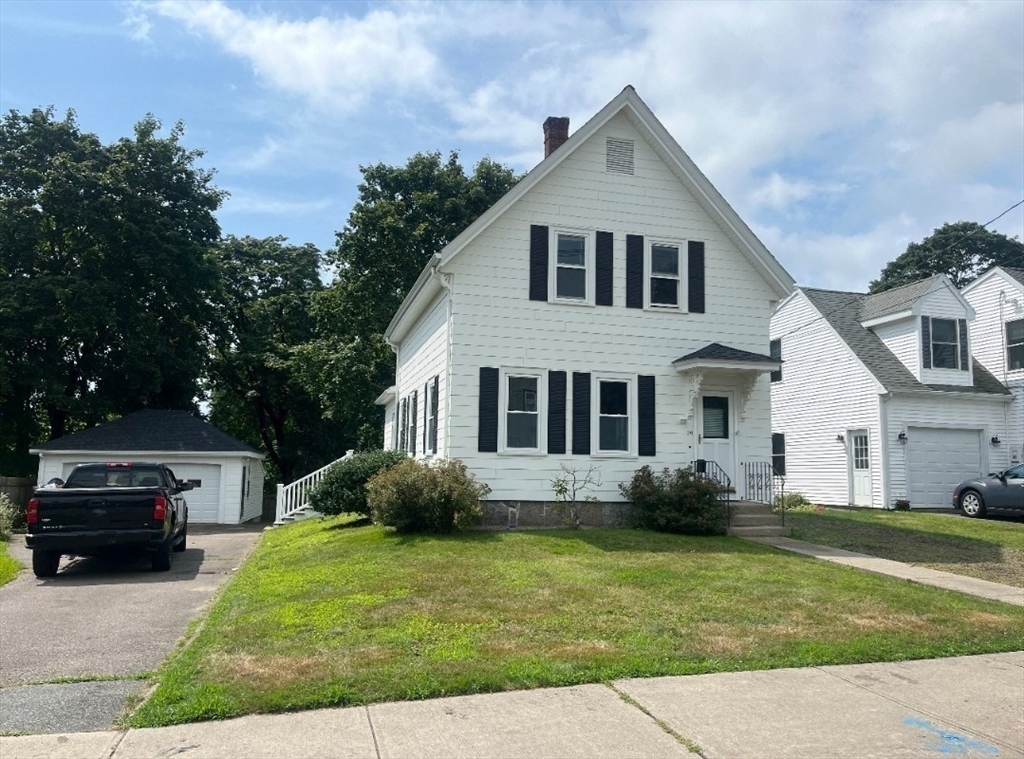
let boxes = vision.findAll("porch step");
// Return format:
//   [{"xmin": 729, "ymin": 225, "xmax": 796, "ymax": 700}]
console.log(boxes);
[
  {"xmin": 275, "ymin": 507, "xmax": 322, "ymax": 525},
  {"xmin": 727, "ymin": 500, "xmax": 789, "ymax": 537}
]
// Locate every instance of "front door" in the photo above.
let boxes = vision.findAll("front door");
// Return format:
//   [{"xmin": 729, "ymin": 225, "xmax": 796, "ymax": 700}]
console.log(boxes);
[
  {"xmin": 699, "ymin": 393, "xmax": 735, "ymax": 483},
  {"xmin": 849, "ymin": 430, "xmax": 871, "ymax": 506}
]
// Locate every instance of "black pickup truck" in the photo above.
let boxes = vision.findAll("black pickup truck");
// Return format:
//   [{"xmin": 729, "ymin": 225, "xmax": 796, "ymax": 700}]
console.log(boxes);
[{"xmin": 26, "ymin": 462, "xmax": 190, "ymax": 577}]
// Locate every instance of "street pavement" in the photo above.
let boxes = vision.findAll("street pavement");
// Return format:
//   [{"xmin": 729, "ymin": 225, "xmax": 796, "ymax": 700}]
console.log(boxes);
[{"xmin": 1, "ymin": 652, "xmax": 1021, "ymax": 759}]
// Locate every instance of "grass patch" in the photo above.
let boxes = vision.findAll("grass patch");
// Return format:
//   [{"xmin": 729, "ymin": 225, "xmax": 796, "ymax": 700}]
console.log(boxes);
[
  {"xmin": 0, "ymin": 541, "xmax": 21, "ymax": 586},
  {"xmin": 788, "ymin": 508, "xmax": 1024, "ymax": 587},
  {"xmin": 130, "ymin": 516, "xmax": 1024, "ymax": 727}
]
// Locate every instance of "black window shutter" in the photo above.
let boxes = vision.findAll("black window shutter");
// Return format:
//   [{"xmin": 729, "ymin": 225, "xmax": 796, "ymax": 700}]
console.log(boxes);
[
  {"xmin": 958, "ymin": 319, "xmax": 969, "ymax": 371},
  {"xmin": 688, "ymin": 241, "xmax": 705, "ymax": 313},
  {"xmin": 638, "ymin": 375, "xmax": 656, "ymax": 456},
  {"xmin": 478, "ymin": 367, "xmax": 499, "ymax": 452},
  {"xmin": 548, "ymin": 371, "xmax": 567, "ymax": 454},
  {"xmin": 529, "ymin": 225, "xmax": 549, "ymax": 302},
  {"xmin": 921, "ymin": 317, "xmax": 932, "ymax": 369},
  {"xmin": 595, "ymin": 231, "xmax": 614, "ymax": 306},
  {"xmin": 432, "ymin": 375, "xmax": 440, "ymax": 453},
  {"xmin": 423, "ymin": 382, "xmax": 429, "ymax": 453},
  {"xmin": 572, "ymin": 372, "xmax": 591, "ymax": 455},
  {"xmin": 410, "ymin": 390, "xmax": 418, "ymax": 456},
  {"xmin": 769, "ymin": 339, "xmax": 782, "ymax": 383},
  {"xmin": 626, "ymin": 234, "xmax": 644, "ymax": 309}
]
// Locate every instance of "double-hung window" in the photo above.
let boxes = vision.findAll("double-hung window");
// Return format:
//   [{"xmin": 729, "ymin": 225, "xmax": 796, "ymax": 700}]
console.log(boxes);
[
  {"xmin": 1007, "ymin": 319, "xmax": 1024, "ymax": 371},
  {"xmin": 772, "ymin": 433, "xmax": 786, "ymax": 476},
  {"xmin": 554, "ymin": 232, "xmax": 588, "ymax": 301},
  {"xmin": 596, "ymin": 377, "xmax": 631, "ymax": 453},
  {"xmin": 427, "ymin": 379, "xmax": 438, "ymax": 454},
  {"xmin": 929, "ymin": 318, "xmax": 959, "ymax": 369},
  {"xmin": 648, "ymin": 242, "xmax": 681, "ymax": 308},
  {"xmin": 769, "ymin": 338, "xmax": 782, "ymax": 382},
  {"xmin": 505, "ymin": 374, "xmax": 541, "ymax": 451},
  {"xmin": 398, "ymin": 399, "xmax": 408, "ymax": 451}
]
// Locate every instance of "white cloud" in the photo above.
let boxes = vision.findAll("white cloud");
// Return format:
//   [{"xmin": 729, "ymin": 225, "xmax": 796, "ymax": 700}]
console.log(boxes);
[
  {"xmin": 752, "ymin": 174, "xmax": 850, "ymax": 213},
  {"xmin": 121, "ymin": 2, "xmax": 152, "ymax": 42},
  {"xmin": 223, "ymin": 191, "xmax": 334, "ymax": 216}
]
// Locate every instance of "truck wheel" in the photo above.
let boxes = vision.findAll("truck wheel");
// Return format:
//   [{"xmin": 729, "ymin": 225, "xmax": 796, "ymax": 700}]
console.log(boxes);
[
  {"xmin": 32, "ymin": 550, "xmax": 61, "ymax": 578},
  {"xmin": 151, "ymin": 539, "xmax": 172, "ymax": 572},
  {"xmin": 173, "ymin": 523, "xmax": 187, "ymax": 553}
]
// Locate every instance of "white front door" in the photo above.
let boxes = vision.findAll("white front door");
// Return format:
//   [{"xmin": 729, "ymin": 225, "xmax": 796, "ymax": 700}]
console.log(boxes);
[
  {"xmin": 849, "ymin": 430, "xmax": 871, "ymax": 506},
  {"xmin": 699, "ymin": 393, "xmax": 735, "ymax": 483}
]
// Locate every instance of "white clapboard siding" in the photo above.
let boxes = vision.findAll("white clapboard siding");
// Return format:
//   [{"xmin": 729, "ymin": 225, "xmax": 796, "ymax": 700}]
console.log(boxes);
[
  {"xmin": 873, "ymin": 318, "xmax": 919, "ymax": 378},
  {"xmin": 395, "ymin": 292, "xmax": 449, "ymax": 458},
  {"xmin": 770, "ymin": 291, "xmax": 884, "ymax": 507},
  {"xmin": 432, "ymin": 111, "xmax": 778, "ymax": 502}
]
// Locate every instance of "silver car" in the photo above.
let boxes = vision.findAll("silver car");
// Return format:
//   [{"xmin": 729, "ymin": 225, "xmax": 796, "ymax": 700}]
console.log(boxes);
[{"xmin": 952, "ymin": 464, "xmax": 1024, "ymax": 518}]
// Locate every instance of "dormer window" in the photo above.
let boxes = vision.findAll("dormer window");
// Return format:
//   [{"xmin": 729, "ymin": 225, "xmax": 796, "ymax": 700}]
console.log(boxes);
[{"xmin": 928, "ymin": 318, "xmax": 960, "ymax": 369}]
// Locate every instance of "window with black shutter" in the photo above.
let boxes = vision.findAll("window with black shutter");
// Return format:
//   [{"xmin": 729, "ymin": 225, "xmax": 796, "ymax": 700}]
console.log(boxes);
[
  {"xmin": 478, "ymin": 368, "xmax": 499, "ymax": 452},
  {"xmin": 572, "ymin": 372, "xmax": 591, "ymax": 455},
  {"xmin": 638, "ymin": 375, "xmax": 655, "ymax": 456},
  {"xmin": 687, "ymin": 241, "xmax": 705, "ymax": 314},
  {"xmin": 770, "ymin": 339, "xmax": 782, "ymax": 382},
  {"xmin": 772, "ymin": 433, "xmax": 786, "ymax": 476}
]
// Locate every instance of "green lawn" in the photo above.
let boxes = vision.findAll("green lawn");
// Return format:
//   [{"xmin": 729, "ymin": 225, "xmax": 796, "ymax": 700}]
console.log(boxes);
[
  {"xmin": 0, "ymin": 540, "xmax": 21, "ymax": 586},
  {"xmin": 130, "ymin": 516, "xmax": 1024, "ymax": 727},
  {"xmin": 787, "ymin": 508, "xmax": 1024, "ymax": 587}
]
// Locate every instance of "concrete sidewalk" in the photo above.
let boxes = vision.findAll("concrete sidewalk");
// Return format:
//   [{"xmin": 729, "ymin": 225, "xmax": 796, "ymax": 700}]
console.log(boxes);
[
  {"xmin": 746, "ymin": 536, "xmax": 1024, "ymax": 606},
  {"xmin": 2, "ymin": 652, "xmax": 1021, "ymax": 759}
]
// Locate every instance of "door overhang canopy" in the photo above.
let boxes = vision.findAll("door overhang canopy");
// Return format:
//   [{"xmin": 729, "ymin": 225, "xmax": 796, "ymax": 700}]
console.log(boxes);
[{"xmin": 671, "ymin": 343, "xmax": 780, "ymax": 423}]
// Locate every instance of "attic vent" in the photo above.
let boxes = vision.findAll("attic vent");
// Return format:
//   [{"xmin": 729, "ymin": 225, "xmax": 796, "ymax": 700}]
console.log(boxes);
[{"xmin": 606, "ymin": 137, "xmax": 634, "ymax": 175}]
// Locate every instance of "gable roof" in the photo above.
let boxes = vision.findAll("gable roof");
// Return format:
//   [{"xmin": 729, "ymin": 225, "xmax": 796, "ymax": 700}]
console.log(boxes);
[
  {"xmin": 858, "ymin": 275, "xmax": 943, "ymax": 322},
  {"xmin": 961, "ymin": 265, "xmax": 1024, "ymax": 296},
  {"xmin": 386, "ymin": 86, "xmax": 796, "ymax": 343},
  {"xmin": 1006, "ymin": 267, "xmax": 1024, "ymax": 287},
  {"xmin": 31, "ymin": 410, "xmax": 262, "ymax": 455},
  {"xmin": 801, "ymin": 287, "xmax": 1009, "ymax": 397}
]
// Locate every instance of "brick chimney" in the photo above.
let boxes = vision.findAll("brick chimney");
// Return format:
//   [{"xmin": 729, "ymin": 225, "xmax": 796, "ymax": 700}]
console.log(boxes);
[{"xmin": 543, "ymin": 117, "xmax": 570, "ymax": 158}]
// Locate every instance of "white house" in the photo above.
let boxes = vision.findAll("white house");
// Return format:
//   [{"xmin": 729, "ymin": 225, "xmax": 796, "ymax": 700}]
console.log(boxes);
[
  {"xmin": 770, "ymin": 275, "xmax": 1013, "ymax": 510},
  {"xmin": 377, "ymin": 87, "xmax": 795, "ymax": 517},
  {"xmin": 962, "ymin": 266, "xmax": 1024, "ymax": 465},
  {"xmin": 31, "ymin": 409, "xmax": 265, "ymax": 524}
]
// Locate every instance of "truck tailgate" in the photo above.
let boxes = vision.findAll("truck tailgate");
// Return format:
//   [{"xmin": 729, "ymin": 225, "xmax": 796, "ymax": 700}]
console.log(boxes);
[{"xmin": 35, "ymin": 490, "xmax": 160, "ymax": 533}]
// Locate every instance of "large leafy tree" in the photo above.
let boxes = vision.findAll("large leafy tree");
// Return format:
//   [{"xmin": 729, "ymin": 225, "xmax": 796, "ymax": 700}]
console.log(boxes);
[
  {"xmin": 207, "ymin": 235, "xmax": 349, "ymax": 484},
  {"xmin": 0, "ymin": 107, "xmax": 223, "ymax": 459},
  {"xmin": 297, "ymin": 152, "xmax": 520, "ymax": 448},
  {"xmin": 870, "ymin": 221, "xmax": 1024, "ymax": 293}
]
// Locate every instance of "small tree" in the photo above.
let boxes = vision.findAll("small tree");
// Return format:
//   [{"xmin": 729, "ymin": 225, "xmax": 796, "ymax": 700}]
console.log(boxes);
[
  {"xmin": 307, "ymin": 449, "xmax": 407, "ymax": 517},
  {"xmin": 551, "ymin": 464, "xmax": 602, "ymax": 529}
]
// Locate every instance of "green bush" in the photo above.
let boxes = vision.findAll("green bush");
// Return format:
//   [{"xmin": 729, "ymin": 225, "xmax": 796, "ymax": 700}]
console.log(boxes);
[
  {"xmin": 306, "ymin": 450, "xmax": 407, "ymax": 517},
  {"xmin": 773, "ymin": 491, "xmax": 813, "ymax": 513},
  {"xmin": 367, "ymin": 459, "xmax": 490, "ymax": 534},
  {"xmin": 0, "ymin": 494, "xmax": 15, "ymax": 541},
  {"xmin": 619, "ymin": 466, "xmax": 727, "ymax": 535}
]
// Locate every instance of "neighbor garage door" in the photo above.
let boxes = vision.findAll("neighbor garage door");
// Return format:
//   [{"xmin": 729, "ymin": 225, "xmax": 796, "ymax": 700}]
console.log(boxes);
[
  {"xmin": 906, "ymin": 427, "xmax": 982, "ymax": 509},
  {"xmin": 164, "ymin": 463, "xmax": 222, "ymax": 523}
]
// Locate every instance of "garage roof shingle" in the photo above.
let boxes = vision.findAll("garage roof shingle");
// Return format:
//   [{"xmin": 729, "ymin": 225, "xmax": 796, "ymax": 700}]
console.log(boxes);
[{"xmin": 33, "ymin": 410, "xmax": 261, "ymax": 454}]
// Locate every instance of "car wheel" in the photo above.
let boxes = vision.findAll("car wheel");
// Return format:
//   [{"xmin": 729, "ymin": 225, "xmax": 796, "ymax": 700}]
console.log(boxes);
[
  {"xmin": 32, "ymin": 549, "xmax": 61, "ymax": 578},
  {"xmin": 173, "ymin": 522, "xmax": 187, "ymax": 553},
  {"xmin": 151, "ymin": 539, "xmax": 172, "ymax": 571},
  {"xmin": 960, "ymin": 490, "xmax": 986, "ymax": 518}
]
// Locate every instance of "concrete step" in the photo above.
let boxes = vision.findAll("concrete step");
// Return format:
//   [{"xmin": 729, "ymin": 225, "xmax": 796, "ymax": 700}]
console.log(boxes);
[
  {"xmin": 728, "ymin": 525, "xmax": 791, "ymax": 538},
  {"xmin": 729, "ymin": 502, "xmax": 776, "ymax": 516}
]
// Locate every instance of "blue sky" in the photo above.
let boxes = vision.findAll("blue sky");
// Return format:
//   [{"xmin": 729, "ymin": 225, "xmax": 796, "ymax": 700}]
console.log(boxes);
[{"xmin": 2, "ymin": 0, "xmax": 1022, "ymax": 291}]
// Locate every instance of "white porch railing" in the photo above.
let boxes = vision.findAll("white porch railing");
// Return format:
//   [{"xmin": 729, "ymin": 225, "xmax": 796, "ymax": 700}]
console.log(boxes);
[{"xmin": 274, "ymin": 450, "xmax": 354, "ymax": 525}]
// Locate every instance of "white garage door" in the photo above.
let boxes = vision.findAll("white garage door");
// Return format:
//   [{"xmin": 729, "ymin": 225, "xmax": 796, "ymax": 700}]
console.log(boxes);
[
  {"xmin": 164, "ymin": 463, "xmax": 222, "ymax": 523},
  {"xmin": 906, "ymin": 427, "xmax": 982, "ymax": 509}
]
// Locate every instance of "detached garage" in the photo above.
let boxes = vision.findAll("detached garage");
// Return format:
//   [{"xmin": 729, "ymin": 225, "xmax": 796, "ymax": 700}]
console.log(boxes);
[{"xmin": 31, "ymin": 410, "xmax": 265, "ymax": 524}]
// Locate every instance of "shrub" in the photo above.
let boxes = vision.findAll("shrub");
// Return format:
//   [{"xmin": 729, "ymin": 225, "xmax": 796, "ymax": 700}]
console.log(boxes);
[
  {"xmin": 619, "ymin": 466, "xmax": 727, "ymax": 535},
  {"xmin": 368, "ymin": 459, "xmax": 490, "ymax": 534},
  {"xmin": 773, "ymin": 491, "xmax": 813, "ymax": 513},
  {"xmin": 307, "ymin": 450, "xmax": 407, "ymax": 517},
  {"xmin": 893, "ymin": 498, "xmax": 911, "ymax": 511},
  {"xmin": 0, "ymin": 494, "xmax": 15, "ymax": 541}
]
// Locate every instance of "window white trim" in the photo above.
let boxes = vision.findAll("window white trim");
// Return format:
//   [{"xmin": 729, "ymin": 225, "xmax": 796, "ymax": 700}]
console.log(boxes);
[
  {"xmin": 928, "ymin": 316, "xmax": 960, "ymax": 370},
  {"xmin": 644, "ymin": 238, "xmax": 686, "ymax": 312},
  {"xmin": 1006, "ymin": 318, "xmax": 1024, "ymax": 373},
  {"xmin": 591, "ymin": 373, "xmax": 637, "ymax": 457},
  {"xmin": 498, "ymin": 368, "xmax": 548, "ymax": 455},
  {"xmin": 426, "ymin": 378, "xmax": 439, "ymax": 455},
  {"xmin": 549, "ymin": 227, "xmax": 595, "ymax": 306}
]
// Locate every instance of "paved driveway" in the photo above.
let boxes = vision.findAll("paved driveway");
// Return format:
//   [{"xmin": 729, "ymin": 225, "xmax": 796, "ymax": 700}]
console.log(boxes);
[{"xmin": 0, "ymin": 525, "xmax": 262, "ymax": 732}]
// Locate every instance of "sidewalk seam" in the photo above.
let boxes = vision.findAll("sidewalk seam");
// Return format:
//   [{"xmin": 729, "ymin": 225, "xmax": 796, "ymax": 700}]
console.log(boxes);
[
  {"xmin": 364, "ymin": 706, "xmax": 381, "ymax": 759},
  {"xmin": 813, "ymin": 666, "xmax": 1018, "ymax": 753},
  {"xmin": 104, "ymin": 730, "xmax": 128, "ymax": 758},
  {"xmin": 606, "ymin": 683, "xmax": 705, "ymax": 758}
]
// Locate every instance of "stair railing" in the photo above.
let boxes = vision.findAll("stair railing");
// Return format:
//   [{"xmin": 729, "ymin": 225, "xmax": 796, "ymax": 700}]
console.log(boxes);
[
  {"xmin": 689, "ymin": 459, "xmax": 732, "ymax": 529},
  {"xmin": 274, "ymin": 450, "xmax": 354, "ymax": 525},
  {"xmin": 741, "ymin": 461, "xmax": 786, "ymax": 525}
]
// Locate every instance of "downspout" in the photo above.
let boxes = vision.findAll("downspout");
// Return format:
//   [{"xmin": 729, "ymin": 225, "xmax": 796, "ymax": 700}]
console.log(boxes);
[
  {"xmin": 878, "ymin": 392, "xmax": 892, "ymax": 510},
  {"xmin": 438, "ymin": 268, "xmax": 455, "ymax": 460}
]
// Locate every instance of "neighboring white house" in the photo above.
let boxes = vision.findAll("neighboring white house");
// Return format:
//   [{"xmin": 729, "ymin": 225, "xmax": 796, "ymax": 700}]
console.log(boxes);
[
  {"xmin": 962, "ymin": 266, "xmax": 1024, "ymax": 466},
  {"xmin": 377, "ymin": 86, "xmax": 795, "ymax": 515},
  {"xmin": 31, "ymin": 409, "xmax": 265, "ymax": 524},
  {"xmin": 770, "ymin": 274, "xmax": 1013, "ymax": 510}
]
